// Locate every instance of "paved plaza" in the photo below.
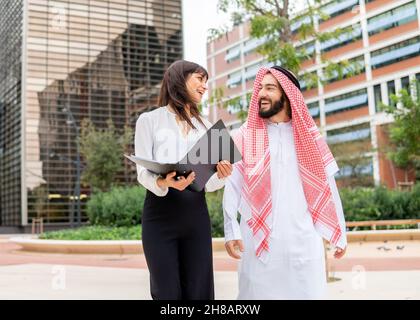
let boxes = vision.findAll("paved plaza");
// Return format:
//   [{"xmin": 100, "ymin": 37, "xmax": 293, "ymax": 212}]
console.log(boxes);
[{"xmin": 1, "ymin": 237, "xmax": 419, "ymax": 300}]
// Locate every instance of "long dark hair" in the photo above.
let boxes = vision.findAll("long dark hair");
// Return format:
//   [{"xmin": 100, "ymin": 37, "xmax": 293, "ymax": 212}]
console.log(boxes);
[{"xmin": 157, "ymin": 60, "xmax": 208, "ymax": 130}]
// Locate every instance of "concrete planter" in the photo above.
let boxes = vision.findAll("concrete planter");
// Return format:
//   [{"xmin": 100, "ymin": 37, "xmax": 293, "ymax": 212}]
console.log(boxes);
[
  {"xmin": 9, "ymin": 230, "xmax": 420, "ymax": 254},
  {"xmin": 9, "ymin": 237, "xmax": 227, "ymax": 254}
]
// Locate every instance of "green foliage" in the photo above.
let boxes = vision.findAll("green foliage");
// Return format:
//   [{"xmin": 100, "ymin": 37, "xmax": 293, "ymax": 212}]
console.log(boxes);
[
  {"xmin": 340, "ymin": 184, "xmax": 420, "ymax": 222},
  {"xmin": 86, "ymin": 186, "xmax": 146, "ymax": 227},
  {"xmin": 379, "ymin": 85, "xmax": 420, "ymax": 175},
  {"xmin": 79, "ymin": 119, "xmax": 133, "ymax": 192},
  {"xmin": 40, "ymin": 225, "xmax": 141, "ymax": 240},
  {"xmin": 42, "ymin": 183, "xmax": 420, "ymax": 240},
  {"xmin": 206, "ymin": 189, "xmax": 225, "ymax": 237},
  {"xmin": 87, "ymin": 185, "xmax": 225, "ymax": 237},
  {"xmin": 208, "ymin": 184, "xmax": 420, "ymax": 236},
  {"xmin": 209, "ymin": 0, "xmax": 360, "ymax": 120}
]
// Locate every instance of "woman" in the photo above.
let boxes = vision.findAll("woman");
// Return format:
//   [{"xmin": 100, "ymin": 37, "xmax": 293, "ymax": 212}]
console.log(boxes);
[{"xmin": 135, "ymin": 60, "xmax": 233, "ymax": 300}]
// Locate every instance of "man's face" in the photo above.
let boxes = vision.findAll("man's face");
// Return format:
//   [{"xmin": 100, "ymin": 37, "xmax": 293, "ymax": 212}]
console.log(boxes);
[{"xmin": 257, "ymin": 73, "xmax": 285, "ymax": 119}]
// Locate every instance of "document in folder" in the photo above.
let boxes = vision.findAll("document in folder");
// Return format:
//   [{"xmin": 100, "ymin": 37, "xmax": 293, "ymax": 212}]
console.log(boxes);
[{"xmin": 125, "ymin": 119, "xmax": 242, "ymax": 192}]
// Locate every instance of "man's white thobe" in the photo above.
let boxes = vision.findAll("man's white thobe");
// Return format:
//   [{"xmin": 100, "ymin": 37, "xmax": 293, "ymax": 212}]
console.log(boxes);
[{"xmin": 223, "ymin": 120, "xmax": 347, "ymax": 300}]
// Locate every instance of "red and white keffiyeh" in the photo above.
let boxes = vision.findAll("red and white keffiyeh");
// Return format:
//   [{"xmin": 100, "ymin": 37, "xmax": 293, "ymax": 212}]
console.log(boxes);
[{"xmin": 234, "ymin": 67, "xmax": 345, "ymax": 263}]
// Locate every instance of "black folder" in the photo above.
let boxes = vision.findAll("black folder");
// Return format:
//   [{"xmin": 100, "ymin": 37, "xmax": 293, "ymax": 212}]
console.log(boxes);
[{"xmin": 125, "ymin": 119, "xmax": 242, "ymax": 192}]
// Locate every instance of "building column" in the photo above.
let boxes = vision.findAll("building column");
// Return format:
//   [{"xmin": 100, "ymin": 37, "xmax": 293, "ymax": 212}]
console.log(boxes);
[
  {"xmin": 21, "ymin": 0, "xmax": 29, "ymax": 226},
  {"xmin": 360, "ymin": 0, "xmax": 380, "ymax": 186},
  {"xmin": 417, "ymin": 0, "xmax": 420, "ymax": 26},
  {"xmin": 239, "ymin": 24, "xmax": 247, "ymax": 110}
]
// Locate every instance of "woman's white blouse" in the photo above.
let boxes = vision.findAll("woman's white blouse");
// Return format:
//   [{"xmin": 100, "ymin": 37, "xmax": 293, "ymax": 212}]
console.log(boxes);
[{"xmin": 134, "ymin": 106, "xmax": 226, "ymax": 196}]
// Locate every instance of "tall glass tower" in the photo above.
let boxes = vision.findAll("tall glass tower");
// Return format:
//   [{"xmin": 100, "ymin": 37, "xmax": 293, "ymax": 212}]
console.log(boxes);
[{"xmin": 0, "ymin": 0, "xmax": 183, "ymax": 230}]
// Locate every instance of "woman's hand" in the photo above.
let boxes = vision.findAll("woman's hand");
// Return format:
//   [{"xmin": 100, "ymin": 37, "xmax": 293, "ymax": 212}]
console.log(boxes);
[
  {"xmin": 216, "ymin": 160, "xmax": 233, "ymax": 179},
  {"xmin": 157, "ymin": 171, "xmax": 195, "ymax": 191}
]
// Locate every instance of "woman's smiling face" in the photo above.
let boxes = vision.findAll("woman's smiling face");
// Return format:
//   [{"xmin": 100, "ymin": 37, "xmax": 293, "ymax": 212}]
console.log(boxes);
[{"xmin": 186, "ymin": 72, "xmax": 208, "ymax": 104}]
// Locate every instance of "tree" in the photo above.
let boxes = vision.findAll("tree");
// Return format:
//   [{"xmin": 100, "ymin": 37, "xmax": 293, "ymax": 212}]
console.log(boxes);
[
  {"xmin": 380, "ymin": 83, "xmax": 420, "ymax": 181},
  {"xmin": 79, "ymin": 119, "xmax": 133, "ymax": 192},
  {"xmin": 209, "ymin": 0, "xmax": 363, "ymax": 116},
  {"xmin": 329, "ymin": 142, "xmax": 374, "ymax": 188}
]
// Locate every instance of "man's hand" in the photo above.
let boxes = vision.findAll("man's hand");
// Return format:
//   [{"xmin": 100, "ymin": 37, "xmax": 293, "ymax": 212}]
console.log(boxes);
[
  {"xmin": 157, "ymin": 171, "xmax": 195, "ymax": 191},
  {"xmin": 334, "ymin": 246, "xmax": 346, "ymax": 259},
  {"xmin": 216, "ymin": 160, "xmax": 233, "ymax": 179},
  {"xmin": 225, "ymin": 240, "xmax": 244, "ymax": 259}
]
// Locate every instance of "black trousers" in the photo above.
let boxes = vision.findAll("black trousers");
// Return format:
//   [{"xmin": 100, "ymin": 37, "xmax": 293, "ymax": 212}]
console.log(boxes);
[{"xmin": 141, "ymin": 188, "xmax": 214, "ymax": 300}]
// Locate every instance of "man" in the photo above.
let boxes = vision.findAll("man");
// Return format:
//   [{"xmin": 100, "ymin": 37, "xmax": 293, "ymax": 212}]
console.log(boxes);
[{"xmin": 223, "ymin": 66, "xmax": 347, "ymax": 299}]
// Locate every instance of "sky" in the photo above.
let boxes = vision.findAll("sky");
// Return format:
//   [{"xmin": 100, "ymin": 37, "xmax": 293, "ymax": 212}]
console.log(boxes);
[
  {"xmin": 182, "ymin": 0, "xmax": 307, "ymax": 70},
  {"xmin": 182, "ymin": 0, "xmax": 232, "ymax": 70}
]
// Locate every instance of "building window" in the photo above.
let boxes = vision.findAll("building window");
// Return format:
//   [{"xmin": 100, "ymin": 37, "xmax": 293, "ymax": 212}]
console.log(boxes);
[
  {"xmin": 245, "ymin": 63, "xmax": 260, "ymax": 82},
  {"xmin": 373, "ymin": 84, "xmax": 382, "ymax": 112},
  {"xmin": 416, "ymin": 73, "xmax": 420, "ymax": 97},
  {"xmin": 324, "ymin": 55, "xmax": 365, "ymax": 84},
  {"xmin": 225, "ymin": 45, "xmax": 241, "ymax": 63},
  {"xmin": 296, "ymin": 40, "xmax": 315, "ymax": 60},
  {"xmin": 227, "ymin": 70, "xmax": 242, "ymax": 89},
  {"xmin": 325, "ymin": 88, "xmax": 368, "ymax": 115},
  {"xmin": 371, "ymin": 36, "xmax": 420, "ymax": 70},
  {"xmin": 320, "ymin": 0, "xmax": 359, "ymax": 20},
  {"xmin": 243, "ymin": 37, "xmax": 266, "ymax": 55},
  {"xmin": 321, "ymin": 23, "xmax": 362, "ymax": 52},
  {"xmin": 387, "ymin": 80, "xmax": 396, "ymax": 107},
  {"xmin": 367, "ymin": 1, "xmax": 417, "ymax": 36},
  {"xmin": 291, "ymin": 15, "xmax": 311, "ymax": 34},
  {"xmin": 307, "ymin": 101, "xmax": 320, "ymax": 118},
  {"xmin": 336, "ymin": 161, "xmax": 373, "ymax": 178},
  {"xmin": 300, "ymin": 71, "xmax": 318, "ymax": 92},
  {"xmin": 401, "ymin": 76, "xmax": 411, "ymax": 95},
  {"xmin": 327, "ymin": 123, "xmax": 371, "ymax": 145}
]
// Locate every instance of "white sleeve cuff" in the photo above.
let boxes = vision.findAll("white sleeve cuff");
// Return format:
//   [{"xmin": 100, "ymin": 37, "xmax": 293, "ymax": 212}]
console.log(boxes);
[
  {"xmin": 205, "ymin": 173, "xmax": 226, "ymax": 192},
  {"xmin": 137, "ymin": 167, "xmax": 169, "ymax": 197},
  {"xmin": 224, "ymin": 220, "xmax": 242, "ymax": 242}
]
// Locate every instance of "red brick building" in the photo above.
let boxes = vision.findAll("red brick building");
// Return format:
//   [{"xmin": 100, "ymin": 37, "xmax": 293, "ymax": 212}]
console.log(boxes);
[{"xmin": 206, "ymin": 0, "xmax": 419, "ymax": 189}]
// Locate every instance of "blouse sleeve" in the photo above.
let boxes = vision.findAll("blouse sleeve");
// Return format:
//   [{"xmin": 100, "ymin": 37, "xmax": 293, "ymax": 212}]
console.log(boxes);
[{"xmin": 135, "ymin": 113, "xmax": 169, "ymax": 197}]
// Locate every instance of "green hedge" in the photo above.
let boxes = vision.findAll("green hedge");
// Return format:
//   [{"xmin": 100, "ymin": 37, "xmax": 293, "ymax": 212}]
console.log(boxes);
[
  {"xmin": 86, "ymin": 184, "xmax": 420, "ymax": 236},
  {"xmin": 340, "ymin": 183, "xmax": 420, "ymax": 221},
  {"xmin": 206, "ymin": 190, "xmax": 225, "ymax": 237},
  {"xmin": 86, "ymin": 186, "xmax": 146, "ymax": 227},
  {"xmin": 40, "ymin": 225, "xmax": 141, "ymax": 240}
]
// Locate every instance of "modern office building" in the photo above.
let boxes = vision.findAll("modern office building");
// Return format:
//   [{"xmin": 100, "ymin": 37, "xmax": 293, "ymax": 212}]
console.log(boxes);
[
  {"xmin": 207, "ymin": 0, "xmax": 419, "ymax": 189},
  {"xmin": 0, "ymin": 0, "xmax": 182, "ymax": 230}
]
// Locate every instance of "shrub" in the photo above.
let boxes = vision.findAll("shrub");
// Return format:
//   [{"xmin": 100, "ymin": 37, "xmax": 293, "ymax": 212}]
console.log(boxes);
[
  {"xmin": 86, "ymin": 186, "xmax": 146, "ymax": 227},
  {"xmin": 206, "ymin": 190, "xmax": 224, "ymax": 237},
  {"xmin": 40, "ymin": 225, "xmax": 141, "ymax": 240}
]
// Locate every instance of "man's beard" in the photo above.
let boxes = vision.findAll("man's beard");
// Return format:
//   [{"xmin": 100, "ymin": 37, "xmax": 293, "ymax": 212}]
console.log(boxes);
[{"xmin": 258, "ymin": 96, "xmax": 285, "ymax": 119}]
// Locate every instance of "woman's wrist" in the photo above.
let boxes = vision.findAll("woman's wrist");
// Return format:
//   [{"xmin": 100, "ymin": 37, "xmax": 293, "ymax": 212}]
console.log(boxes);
[{"xmin": 157, "ymin": 177, "xmax": 168, "ymax": 189}]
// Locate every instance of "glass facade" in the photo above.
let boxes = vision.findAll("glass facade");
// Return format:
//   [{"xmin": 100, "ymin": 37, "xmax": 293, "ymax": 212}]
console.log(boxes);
[
  {"xmin": 1, "ymin": 0, "xmax": 183, "ymax": 227},
  {"xmin": 0, "ymin": 0, "xmax": 23, "ymax": 226}
]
